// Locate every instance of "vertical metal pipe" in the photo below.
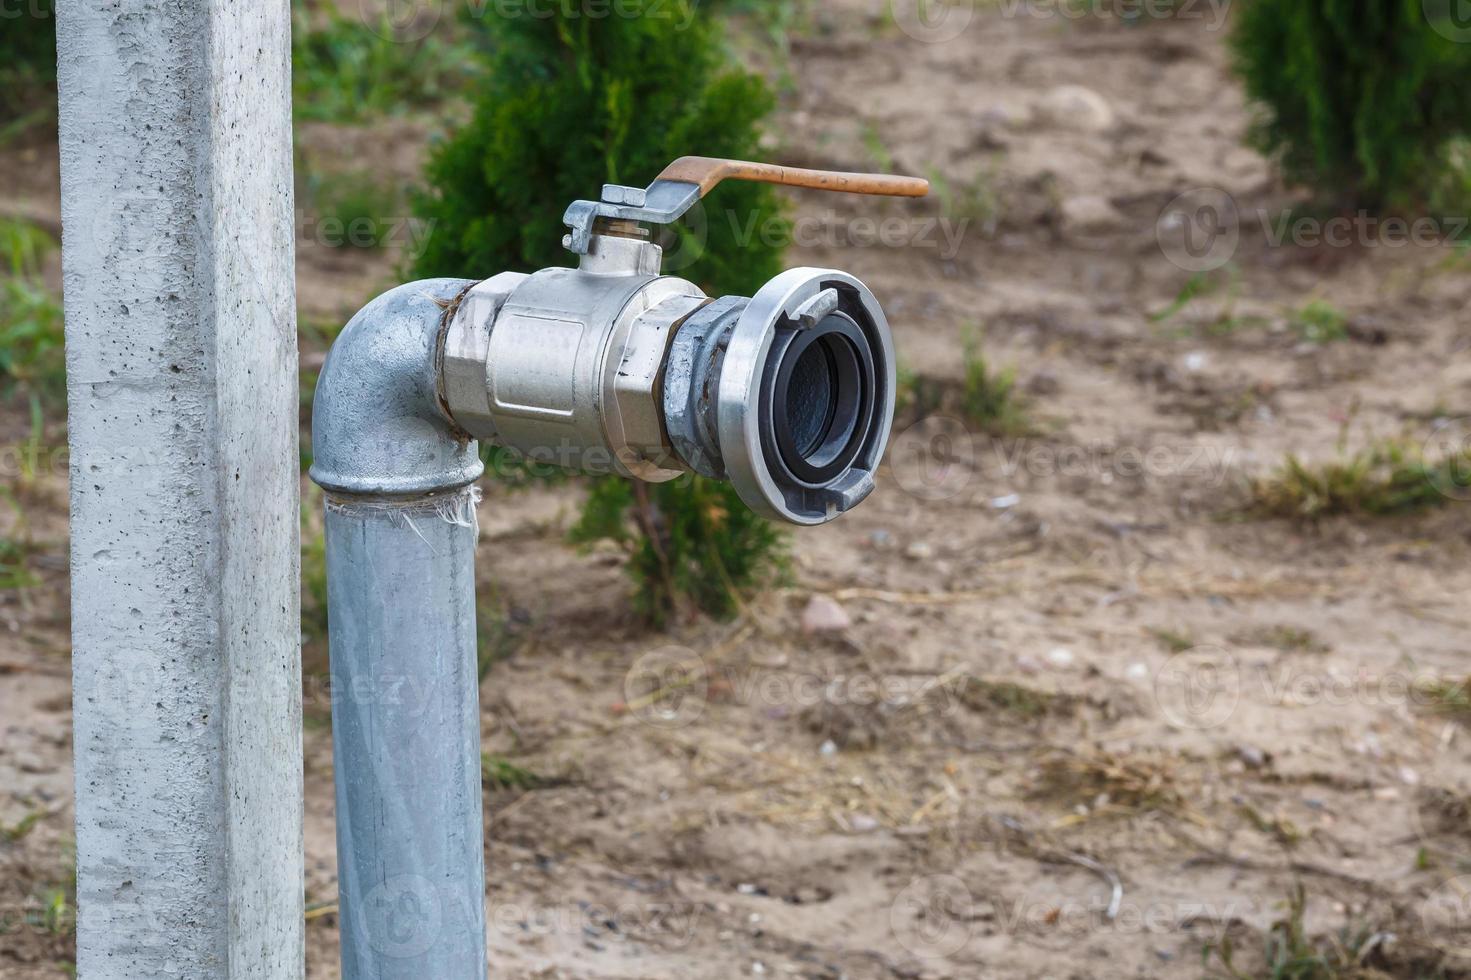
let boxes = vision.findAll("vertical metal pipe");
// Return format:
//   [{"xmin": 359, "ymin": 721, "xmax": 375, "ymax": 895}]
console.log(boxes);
[
  {"xmin": 326, "ymin": 490, "xmax": 486, "ymax": 979},
  {"xmin": 309, "ymin": 278, "xmax": 487, "ymax": 979}
]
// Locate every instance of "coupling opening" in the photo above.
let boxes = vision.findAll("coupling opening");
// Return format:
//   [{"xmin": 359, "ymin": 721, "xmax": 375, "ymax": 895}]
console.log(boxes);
[
  {"xmin": 694, "ymin": 268, "xmax": 896, "ymax": 526},
  {"xmin": 763, "ymin": 311, "xmax": 877, "ymax": 488}
]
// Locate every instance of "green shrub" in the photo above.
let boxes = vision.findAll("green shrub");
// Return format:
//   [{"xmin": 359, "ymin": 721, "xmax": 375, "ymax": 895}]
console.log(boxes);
[
  {"xmin": 411, "ymin": 0, "xmax": 786, "ymax": 294},
  {"xmin": 0, "ymin": 0, "xmax": 56, "ymax": 123},
  {"xmin": 1232, "ymin": 0, "xmax": 1471, "ymax": 211},
  {"xmin": 569, "ymin": 474, "xmax": 787, "ymax": 628},
  {"xmin": 412, "ymin": 1, "xmax": 790, "ymax": 625}
]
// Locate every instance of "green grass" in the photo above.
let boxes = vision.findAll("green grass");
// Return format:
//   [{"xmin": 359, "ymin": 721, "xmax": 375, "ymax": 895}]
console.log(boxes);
[
  {"xmin": 0, "ymin": 808, "xmax": 44, "ymax": 843},
  {"xmin": 1248, "ymin": 436, "xmax": 1470, "ymax": 521},
  {"xmin": 476, "ymin": 601, "xmax": 526, "ymax": 684},
  {"xmin": 928, "ymin": 165, "xmax": 1002, "ymax": 236},
  {"xmin": 291, "ymin": 4, "xmax": 471, "ymax": 123},
  {"xmin": 0, "ymin": 401, "xmax": 44, "ymax": 592},
  {"xmin": 301, "ymin": 491, "xmax": 328, "ymax": 647},
  {"xmin": 960, "ymin": 329, "xmax": 1031, "ymax": 437},
  {"xmin": 958, "ymin": 677, "xmax": 1078, "ymax": 719},
  {"xmin": 1289, "ymin": 300, "xmax": 1348, "ymax": 344},
  {"xmin": 1206, "ymin": 883, "xmax": 1393, "ymax": 980},
  {"xmin": 1416, "ymin": 676, "xmax": 1471, "ymax": 723},
  {"xmin": 481, "ymin": 754, "xmax": 545, "ymax": 792},
  {"xmin": 0, "ymin": 220, "xmax": 65, "ymax": 401},
  {"xmin": 1149, "ymin": 626, "xmax": 1195, "ymax": 654},
  {"xmin": 896, "ymin": 363, "xmax": 946, "ymax": 421},
  {"xmin": 861, "ymin": 122, "xmax": 894, "ymax": 173},
  {"xmin": 0, "ymin": 536, "xmax": 38, "ymax": 592},
  {"xmin": 1150, "ymin": 271, "xmax": 1306, "ymax": 339},
  {"xmin": 302, "ymin": 168, "xmax": 402, "ymax": 251},
  {"xmin": 1151, "ymin": 270, "xmax": 1229, "ymax": 327},
  {"xmin": 714, "ymin": 0, "xmax": 812, "ymax": 90},
  {"xmin": 1230, "ymin": 624, "xmax": 1327, "ymax": 654}
]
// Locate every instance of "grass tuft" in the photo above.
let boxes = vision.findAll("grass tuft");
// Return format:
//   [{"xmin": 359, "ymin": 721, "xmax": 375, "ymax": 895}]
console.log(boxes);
[
  {"xmin": 1415, "ymin": 676, "xmax": 1471, "ymax": 723},
  {"xmin": 928, "ymin": 165, "xmax": 1002, "ymax": 237},
  {"xmin": 1207, "ymin": 883, "xmax": 1395, "ymax": 980},
  {"xmin": 958, "ymin": 677, "xmax": 1079, "ymax": 720},
  {"xmin": 1033, "ymin": 749, "xmax": 1186, "ymax": 816},
  {"xmin": 1249, "ymin": 437, "xmax": 1470, "ymax": 521},
  {"xmin": 1289, "ymin": 300, "xmax": 1349, "ymax": 344},
  {"xmin": 1149, "ymin": 627, "xmax": 1196, "ymax": 654},
  {"xmin": 1230, "ymin": 624, "xmax": 1328, "ymax": 654},
  {"xmin": 961, "ymin": 329, "xmax": 1032, "ymax": 437},
  {"xmin": 481, "ymin": 754, "xmax": 545, "ymax": 792}
]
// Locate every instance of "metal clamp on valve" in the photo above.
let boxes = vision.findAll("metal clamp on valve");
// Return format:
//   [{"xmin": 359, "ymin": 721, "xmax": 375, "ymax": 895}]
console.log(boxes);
[{"xmin": 438, "ymin": 156, "xmax": 927, "ymax": 525}]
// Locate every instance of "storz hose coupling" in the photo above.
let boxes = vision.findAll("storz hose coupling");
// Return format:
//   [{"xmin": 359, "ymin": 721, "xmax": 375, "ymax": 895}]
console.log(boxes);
[{"xmin": 437, "ymin": 156, "xmax": 929, "ymax": 526}]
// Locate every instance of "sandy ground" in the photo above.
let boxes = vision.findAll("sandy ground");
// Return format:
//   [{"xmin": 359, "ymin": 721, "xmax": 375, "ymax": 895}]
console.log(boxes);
[{"xmin": 4, "ymin": 3, "xmax": 1471, "ymax": 978}]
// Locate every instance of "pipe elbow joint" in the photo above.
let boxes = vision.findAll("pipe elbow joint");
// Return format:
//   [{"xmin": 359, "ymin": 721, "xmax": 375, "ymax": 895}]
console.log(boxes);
[{"xmin": 309, "ymin": 278, "xmax": 484, "ymax": 497}]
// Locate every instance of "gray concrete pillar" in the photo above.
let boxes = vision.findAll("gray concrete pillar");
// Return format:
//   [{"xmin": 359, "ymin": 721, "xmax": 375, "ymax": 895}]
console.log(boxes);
[{"xmin": 55, "ymin": 1, "xmax": 304, "ymax": 976}]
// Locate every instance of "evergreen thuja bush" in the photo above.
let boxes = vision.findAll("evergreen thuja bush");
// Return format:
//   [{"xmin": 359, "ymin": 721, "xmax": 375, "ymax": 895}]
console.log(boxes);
[
  {"xmin": 1231, "ymin": 0, "xmax": 1471, "ymax": 212},
  {"xmin": 412, "ymin": 0, "xmax": 790, "ymax": 625},
  {"xmin": 1, "ymin": 0, "xmax": 56, "ymax": 121},
  {"xmin": 569, "ymin": 474, "xmax": 786, "ymax": 627},
  {"xmin": 411, "ymin": 0, "xmax": 786, "ymax": 290}
]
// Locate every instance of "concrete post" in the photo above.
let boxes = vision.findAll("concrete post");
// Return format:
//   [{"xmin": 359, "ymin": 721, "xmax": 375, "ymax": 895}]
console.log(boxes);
[{"xmin": 56, "ymin": 1, "xmax": 303, "ymax": 977}]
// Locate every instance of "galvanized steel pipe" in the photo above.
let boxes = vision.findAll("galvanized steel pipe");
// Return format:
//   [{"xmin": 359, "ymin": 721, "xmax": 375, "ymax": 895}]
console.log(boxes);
[{"xmin": 310, "ymin": 279, "xmax": 487, "ymax": 980}]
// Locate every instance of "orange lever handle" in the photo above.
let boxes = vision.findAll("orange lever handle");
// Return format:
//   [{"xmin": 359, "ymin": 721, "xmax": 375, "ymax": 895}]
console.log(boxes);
[{"xmin": 657, "ymin": 156, "xmax": 930, "ymax": 199}]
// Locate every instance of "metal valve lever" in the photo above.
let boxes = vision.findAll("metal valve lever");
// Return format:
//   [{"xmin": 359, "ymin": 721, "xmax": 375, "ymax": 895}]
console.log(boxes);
[{"xmin": 561, "ymin": 155, "xmax": 931, "ymax": 254}]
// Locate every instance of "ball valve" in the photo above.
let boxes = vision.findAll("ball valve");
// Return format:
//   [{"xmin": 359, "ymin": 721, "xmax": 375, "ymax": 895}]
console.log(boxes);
[{"xmin": 439, "ymin": 156, "xmax": 929, "ymax": 524}]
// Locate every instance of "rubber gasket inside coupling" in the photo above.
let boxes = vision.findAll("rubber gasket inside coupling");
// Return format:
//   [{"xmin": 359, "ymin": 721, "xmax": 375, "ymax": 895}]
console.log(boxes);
[{"xmin": 760, "ymin": 311, "xmax": 876, "ymax": 488}]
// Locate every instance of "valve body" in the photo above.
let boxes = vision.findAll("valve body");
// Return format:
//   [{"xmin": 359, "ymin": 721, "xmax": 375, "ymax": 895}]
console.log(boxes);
[{"xmin": 439, "ymin": 233, "xmax": 895, "ymax": 524}]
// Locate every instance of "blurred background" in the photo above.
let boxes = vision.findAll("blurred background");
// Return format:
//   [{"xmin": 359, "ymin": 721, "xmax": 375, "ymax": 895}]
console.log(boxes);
[{"xmin": 3, "ymin": 0, "xmax": 1471, "ymax": 976}]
